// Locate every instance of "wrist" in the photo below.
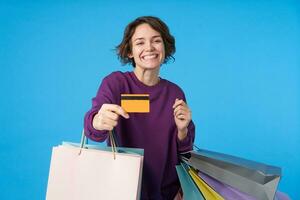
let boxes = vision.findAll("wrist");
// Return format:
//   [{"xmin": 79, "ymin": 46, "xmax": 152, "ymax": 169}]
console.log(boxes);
[{"xmin": 177, "ymin": 127, "xmax": 188, "ymax": 141}]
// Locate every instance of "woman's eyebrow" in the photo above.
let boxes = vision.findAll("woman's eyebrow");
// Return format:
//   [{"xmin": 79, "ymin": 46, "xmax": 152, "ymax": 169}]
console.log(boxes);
[
  {"xmin": 152, "ymin": 35, "xmax": 161, "ymax": 39},
  {"xmin": 133, "ymin": 35, "xmax": 161, "ymax": 42},
  {"xmin": 134, "ymin": 37, "xmax": 144, "ymax": 41}
]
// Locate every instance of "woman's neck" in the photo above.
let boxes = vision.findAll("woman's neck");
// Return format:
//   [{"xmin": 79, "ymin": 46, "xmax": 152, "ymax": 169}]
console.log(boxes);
[{"xmin": 133, "ymin": 67, "xmax": 160, "ymax": 86}]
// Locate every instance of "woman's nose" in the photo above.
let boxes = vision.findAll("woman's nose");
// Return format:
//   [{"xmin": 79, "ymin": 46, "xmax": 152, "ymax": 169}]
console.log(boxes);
[{"xmin": 145, "ymin": 42, "xmax": 155, "ymax": 51}]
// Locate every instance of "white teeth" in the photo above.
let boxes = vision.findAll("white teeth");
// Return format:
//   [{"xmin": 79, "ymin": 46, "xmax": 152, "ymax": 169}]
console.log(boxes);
[{"xmin": 143, "ymin": 54, "xmax": 157, "ymax": 60}]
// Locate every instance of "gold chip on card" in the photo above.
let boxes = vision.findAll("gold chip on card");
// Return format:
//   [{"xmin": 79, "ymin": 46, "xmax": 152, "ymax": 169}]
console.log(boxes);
[{"xmin": 121, "ymin": 94, "xmax": 150, "ymax": 113}]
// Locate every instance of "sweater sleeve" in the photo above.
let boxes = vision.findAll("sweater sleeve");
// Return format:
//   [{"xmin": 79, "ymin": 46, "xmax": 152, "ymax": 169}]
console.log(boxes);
[
  {"xmin": 83, "ymin": 73, "xmax": 120, "ymax": 142},
  {"xmin": 176, "ymin": 120, "xmax": 195, "ymax": 153}
]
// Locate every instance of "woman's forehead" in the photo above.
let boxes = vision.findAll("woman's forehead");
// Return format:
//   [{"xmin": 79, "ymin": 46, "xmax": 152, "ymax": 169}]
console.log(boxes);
[{"xmin": 132, "ymin": 23, "xmax": 162, "ymax": 40}]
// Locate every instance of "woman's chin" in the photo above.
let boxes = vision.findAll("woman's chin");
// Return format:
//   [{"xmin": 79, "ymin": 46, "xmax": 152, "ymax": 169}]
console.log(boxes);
[{"xmin": 136, "ymin": 62, "xmax": 161, "ymax": 70}]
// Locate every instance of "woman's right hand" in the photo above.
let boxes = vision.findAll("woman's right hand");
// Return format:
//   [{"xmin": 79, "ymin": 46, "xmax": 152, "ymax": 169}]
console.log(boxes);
[{"xmin": 92, "ymin": 104, "xmax": 129, "ymax": 131}]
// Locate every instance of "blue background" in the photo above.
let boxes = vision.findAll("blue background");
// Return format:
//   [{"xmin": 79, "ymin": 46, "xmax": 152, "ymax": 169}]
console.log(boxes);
[{"xmin": 0, "ymin": 1, "xmax": 299, "ymax": 199}]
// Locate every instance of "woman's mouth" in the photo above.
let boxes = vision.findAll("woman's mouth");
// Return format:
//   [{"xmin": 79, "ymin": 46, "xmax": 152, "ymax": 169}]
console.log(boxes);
[{"xmin": 141, "ymin": 54, "xmax": 158, "ymax": 61}]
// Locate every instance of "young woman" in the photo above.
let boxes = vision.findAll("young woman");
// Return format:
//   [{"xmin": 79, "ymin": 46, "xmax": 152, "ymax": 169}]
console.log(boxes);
[{"xmin": 84, "ymin": 16, "xmax": 195, "ymax": 200}]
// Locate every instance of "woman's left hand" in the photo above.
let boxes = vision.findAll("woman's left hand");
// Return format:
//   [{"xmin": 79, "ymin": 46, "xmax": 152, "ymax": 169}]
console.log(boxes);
[{"xmin": 172, "ymin": 98, "xmax": 192, "ymax": 135}]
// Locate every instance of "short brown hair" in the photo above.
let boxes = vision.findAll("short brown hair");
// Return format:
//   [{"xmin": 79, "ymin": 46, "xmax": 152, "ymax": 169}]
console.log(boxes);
[{"xmin": 116, "ymin": 16, "xmax": 175, "ymax": 67}]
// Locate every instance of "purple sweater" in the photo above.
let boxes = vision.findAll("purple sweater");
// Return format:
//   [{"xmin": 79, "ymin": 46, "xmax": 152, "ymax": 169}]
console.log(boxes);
[{"xmin": 84, "ymin": 71, "xmax": 195, "ymax": 200}]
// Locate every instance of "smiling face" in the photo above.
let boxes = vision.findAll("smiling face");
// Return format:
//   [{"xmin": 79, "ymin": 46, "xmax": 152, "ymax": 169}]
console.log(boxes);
[{"xmin": 128, "ymin": 23, "xmax": 165, "ymax": 70}]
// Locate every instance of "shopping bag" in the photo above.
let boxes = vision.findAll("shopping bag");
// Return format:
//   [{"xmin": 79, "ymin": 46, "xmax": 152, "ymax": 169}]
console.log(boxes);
[
  {"xmin": 46, "ymin": 130, "xmax": 144, "ymax": 200},
  {"xmin": 199, "ymin": 171, "xmax": 259, "ymax": 200},
  {"xmin": 176, "ymin": 163, "xmax": 205, "ymax": 200},
  {"xmin": 183, "ymin": 149, "xmax": 281, "ymax": 200},
  {"xmin": 199, "ymin": 171, "xmax": 290, "ymax": 200},
  {"xmin": 188, "ymin": 168, "xmax": 224, "ymax": 200}
]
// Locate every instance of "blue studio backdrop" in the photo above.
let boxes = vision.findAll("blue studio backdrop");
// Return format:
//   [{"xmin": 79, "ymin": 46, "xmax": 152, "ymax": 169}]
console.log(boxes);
[{"xmin": 0, "ymin": 1, "xmax": 299, "ymax": 199}]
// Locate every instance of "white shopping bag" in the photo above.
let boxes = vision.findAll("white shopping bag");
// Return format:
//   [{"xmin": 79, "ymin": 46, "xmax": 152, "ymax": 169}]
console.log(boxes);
[{"xmin": 46, "ymin": 131, "xmax": 144, "ymax": 200}]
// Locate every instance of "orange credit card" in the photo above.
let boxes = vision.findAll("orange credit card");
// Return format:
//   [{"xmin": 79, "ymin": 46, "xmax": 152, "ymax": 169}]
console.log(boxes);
[{"xmin": 121, "ymin": 94, "xmax": 150, "ymax": 113}]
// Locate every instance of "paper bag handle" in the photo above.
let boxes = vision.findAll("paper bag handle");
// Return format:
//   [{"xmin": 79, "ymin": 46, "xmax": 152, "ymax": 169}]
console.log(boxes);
[{"xmin": 79, "ymin": 129, "xmax": 117, "ymax": 159}]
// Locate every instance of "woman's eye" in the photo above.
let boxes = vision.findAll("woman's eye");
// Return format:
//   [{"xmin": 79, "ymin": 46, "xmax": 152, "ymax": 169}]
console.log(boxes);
[
  {"xmin": 154, "ymin": 40, "xmax": 162, "ymax": 43},
  {"xmin": 136, "ymin": 42, "xmax": 144, "ymax": 45}
]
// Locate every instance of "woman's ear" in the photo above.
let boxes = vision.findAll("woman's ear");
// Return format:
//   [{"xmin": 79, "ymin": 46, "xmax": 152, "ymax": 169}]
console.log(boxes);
[{"xmin": 128, "ymin": 53, "xmax": 133, "ymax": 58}]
